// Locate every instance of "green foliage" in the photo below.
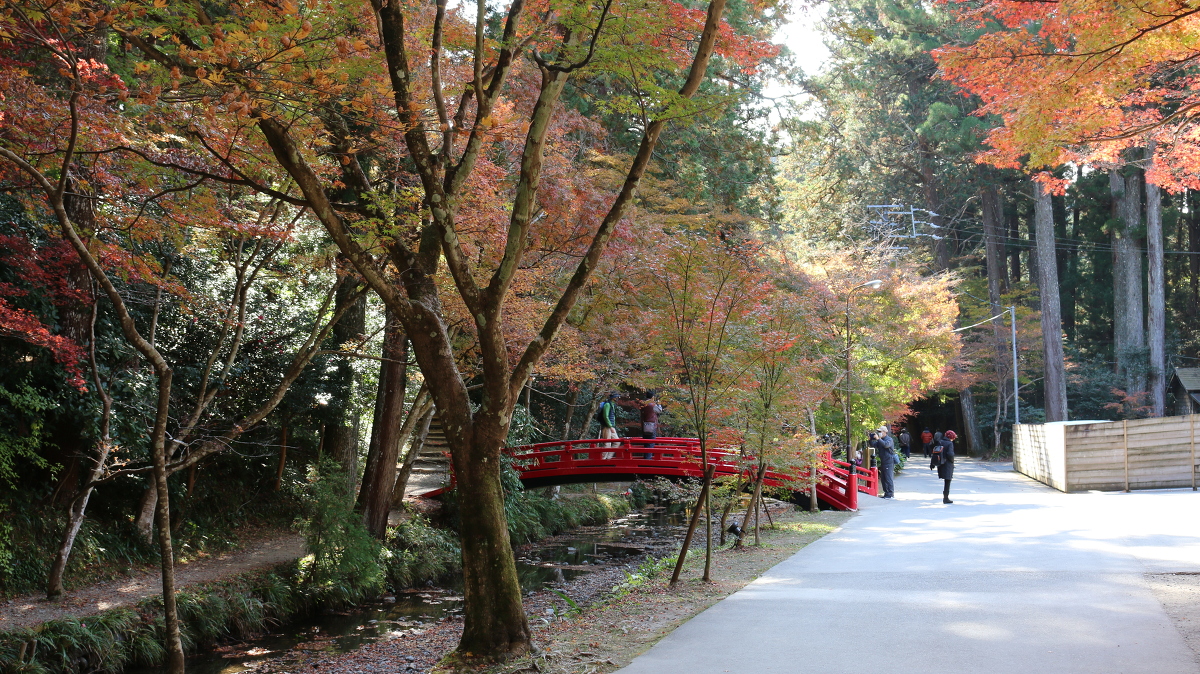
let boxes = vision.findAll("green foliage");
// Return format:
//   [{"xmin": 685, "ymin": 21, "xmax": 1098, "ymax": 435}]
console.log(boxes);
[
  {"xmin": 0, "ymin": 453, "xmax": 628, "ymax": 673},
  {"xmin": 506, "ymin": 404, "xmax": 541, "ymax": 446},
  {"xmin": 445, "ymin": 456, "xmax": 633, "ymax": 544},
  {"xmin": 382, "ymin": 514, "xmax": 460, "ymax": 589},
  {"xmin": 503, "ymin": 490, "xmax": 631, "ymax": 545},
  {"xmin": 548, "ymin": 588, "xmax": 582, "ymax": 615},
  {"xmin": 632, "ymin": 477, "xmax": 702, "ymax": 509},
  {"xmin": 297, "ymin": 459, "xmax": 384, "ymax": 606},
  {"xmin": 0, "ymin": 382, "xmax": 56, "ymax": 486},
  {"xmin": 608, "ymin": 554, "xmax": 676, "ymax": 599}
]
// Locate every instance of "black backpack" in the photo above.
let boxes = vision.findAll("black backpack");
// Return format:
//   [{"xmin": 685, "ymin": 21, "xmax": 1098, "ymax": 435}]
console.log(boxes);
[{"xmin": 595, "ymin": 402, "xmax": 609, "ymax": 425}]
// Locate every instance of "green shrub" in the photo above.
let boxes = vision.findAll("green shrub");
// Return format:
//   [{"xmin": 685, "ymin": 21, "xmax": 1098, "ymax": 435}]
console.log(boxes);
[
  {"xmin": 630, "ymin": 476, "xmax": 701, "ymax": 511},
  {"xmin": 383, "ymin": 514, "xmax": 460, "ymax": 589},
  {"xmin": 608, "ymin": 554, "xmax": 676, "ymax": 599},
  {"xmin": 504, "ymin": 491, "xmax": 630, "ymax": 544},
  {"xmin": 297, "ymin": 459, "xmax": 384, "ymax": 607},
  {"xmin": 443, "ymin": 455, "xmax": 632, "ymax": 544}
]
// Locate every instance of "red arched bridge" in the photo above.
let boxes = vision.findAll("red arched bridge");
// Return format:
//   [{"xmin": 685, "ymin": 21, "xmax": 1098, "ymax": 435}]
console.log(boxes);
[{"xmin": 501, "ymin": 437, "xmax": 878, "ymax": 511}]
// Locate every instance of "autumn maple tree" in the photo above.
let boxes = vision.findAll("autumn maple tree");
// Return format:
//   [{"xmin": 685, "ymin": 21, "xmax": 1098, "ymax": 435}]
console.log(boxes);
[
  {"xmin": 640, "ymin": 233, "xmax": 772, "ymax": 583},
  {"xmin": 37, "ymin": 0, "xmax": 786, "ymax": 659},
  {"xmin": 935, "ymin": 0, "xmax": 1200, "ymax": 183}
]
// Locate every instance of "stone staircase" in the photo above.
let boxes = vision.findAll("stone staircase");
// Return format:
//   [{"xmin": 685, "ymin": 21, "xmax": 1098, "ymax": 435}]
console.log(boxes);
[{"xmin": 403, "ymin": 414, "xmax": 450, "ymax": 497}]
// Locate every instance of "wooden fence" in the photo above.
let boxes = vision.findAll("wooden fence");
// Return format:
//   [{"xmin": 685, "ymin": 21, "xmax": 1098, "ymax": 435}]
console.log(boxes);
[{"xmin": 1013, "ymin": 415, "xmax": 1200, "ymax": 492}]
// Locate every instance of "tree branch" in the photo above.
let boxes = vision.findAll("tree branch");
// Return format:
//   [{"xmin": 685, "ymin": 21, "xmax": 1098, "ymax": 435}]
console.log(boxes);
[{"xmin": 508, "ymin": 0, "xmax": 730, "ymax": 400}]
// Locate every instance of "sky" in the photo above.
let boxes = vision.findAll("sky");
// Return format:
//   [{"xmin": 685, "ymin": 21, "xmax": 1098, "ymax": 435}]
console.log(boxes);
[
  {"xmin": 762, "ymin": 4, "xmax": 831, "ymax": 121},
  {"xmin": 776, "ymin": 4, "xmax": 831, "ymax": 78}
]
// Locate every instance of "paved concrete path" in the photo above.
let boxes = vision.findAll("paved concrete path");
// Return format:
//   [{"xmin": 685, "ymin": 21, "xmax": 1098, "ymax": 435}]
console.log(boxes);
[{"xmin": 618, "ymin": 459, "xmax": 1200, "ymax": 674}]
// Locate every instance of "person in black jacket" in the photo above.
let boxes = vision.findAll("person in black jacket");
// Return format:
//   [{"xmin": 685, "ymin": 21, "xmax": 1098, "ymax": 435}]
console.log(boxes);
[
  {"xmin": 870, "ymin": 428, "xmax": 897, "ymax": 499},
  {"xmin": 930, "ymin": 430, "xmax": 956, "ymax": 504}
]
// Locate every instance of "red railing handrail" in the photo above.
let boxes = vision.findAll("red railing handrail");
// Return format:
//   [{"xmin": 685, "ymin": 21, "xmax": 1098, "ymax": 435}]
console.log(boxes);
[
  {"xmin": 411, "ymin": 437, "xmax": 869, "ymax": 510},
  {"xmin": 499, "ymin": 437, "xmax": 872, "ymax": 510}
]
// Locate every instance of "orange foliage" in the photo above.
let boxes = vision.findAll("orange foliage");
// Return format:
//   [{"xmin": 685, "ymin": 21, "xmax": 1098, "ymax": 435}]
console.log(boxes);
[{"xmin": 936, "ymin": 0, "xmax": 1200, "ymax": 187}]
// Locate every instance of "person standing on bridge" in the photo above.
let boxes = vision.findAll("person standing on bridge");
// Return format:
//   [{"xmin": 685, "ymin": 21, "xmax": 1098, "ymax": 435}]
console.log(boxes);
[
  {"xmin": 872, "ymin": 427, "xmax": 897, "ymax": 499},
  {"xmin": 930, "ymin": 430, "xmax": 956, "ymax": 504},
  {"xmin": 640, "ymin": 396, "xmax": 663, "ymax": 456},
  {"xmin": 598, "ymin": 393, "xmax": 620, "ymax": 458}
]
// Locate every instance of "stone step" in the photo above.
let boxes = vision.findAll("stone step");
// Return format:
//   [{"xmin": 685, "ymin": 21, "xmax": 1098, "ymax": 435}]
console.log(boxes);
[
  {"xmin": 413, "ymin": 456, "xmax": 449, "ymax": 467},
  {"xmin": 404, "ymin": 414, "xmax": 451, "ymax": 476}
]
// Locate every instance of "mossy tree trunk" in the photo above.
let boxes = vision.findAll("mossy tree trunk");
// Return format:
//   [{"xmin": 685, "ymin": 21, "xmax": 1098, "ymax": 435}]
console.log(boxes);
[{"xmin": 357, "ymin": 310, "xmax": 408, "ymax": 537}]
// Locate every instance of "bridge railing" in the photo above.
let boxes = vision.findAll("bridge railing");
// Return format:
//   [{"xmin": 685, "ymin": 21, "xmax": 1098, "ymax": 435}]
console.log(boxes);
[
  {"xmin": 509, "ymin": 439, "xmax": 857, "ymax": 499},
  {"xmin": 509, "ymin": 437, "xmax": 745, "ymax": 479},
  {"xmin": 423, "ymin": 438, "xmax": 871, "ymax": 510},
  {"xmin": 825, "ymin": 454, "xmax": 879, "ymax": 497}
]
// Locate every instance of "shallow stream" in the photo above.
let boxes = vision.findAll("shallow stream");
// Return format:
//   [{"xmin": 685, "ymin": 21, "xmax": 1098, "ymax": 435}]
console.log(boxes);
[{"xmin": 147, "ymin": 507, "xmax": 685, "ymax": 674}]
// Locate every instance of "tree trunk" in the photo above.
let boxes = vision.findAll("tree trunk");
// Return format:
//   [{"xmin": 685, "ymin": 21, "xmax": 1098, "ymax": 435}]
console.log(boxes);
[
  {"xmin": 703, "ymin": 469, "xmax": 713, "ymax": 582},
  {"xmin": 1111, "ymin": 166, "xmax": 1147, "ymax": 396},
  {"xmin": 669, "ymin": 465, "xmax": 715, "ymax": 586},
  {"xmin": 577, "ymin": 387, "xmax": 604, "ymax": 440},
  {"xmin": 360, "ymin": 387, "xmax": 428, "ymax": 536},
  {"xmin": 135, "ymin": 483, "xmax": 157, "ymax": 543},
  {"xmin": 48, "ymin": 297, "xmax": 112, "ymax": 599},
  {"xmin": 717, "ymin": 477, "xmax": 742, "ymax": 546},
  {"xmin": 47, "ymin": 479, "xmax": 99, "ymax": 598},
  {"xmin": 148, "ymin": 371, "xmax": 186, "ymax": 674},
  {"xmin": 809, "ymin": 454, "xmax": 819, "ymax": 513},
  {"xmin": 356, "ymin": 312, "xmax": 408, "ymax": 536},
  {"xmin": 451, "ymin": 416, "xmax": 531, "ymax": 658},
  {"xmin": 326, "ymin": 285, "xmax": 367, "ymax": 487},
  {"xmin": 1064, "ymin": 204, "xmax": 1079, "ymax": 339},
  {"xmin": 982, "ymin": 182, "xmax": 1010, "ymax": 447},
  {"xmin": 560, "ymin": 386, "xmax": 580, "ymax": 441},
  {"xmin": 1034, "ymin": 180, "xmax": 1068, "ymax": 422},
  {"xmin": 1008, "ymin": 210, "xmax": 1022, "ymax": 285},
  {"xmin": 48, "ymin": 162, "xmax": 187, "ymax": 673},
  {"xmin": 958, "ymin": 387, "xmax": 983, "ymax": 454},
  {"xmin": 917, "ymin": 140, "xmax": 951, "ymax": 270},
  {"xmin": 1188, "ymin": 190, "xmax": 1200, "ymax": 320},
  {"xmin": 740, "ymin": 466, "xmax": 766, "ymax": 547},
  {"xmin": 1145, "ymin": 152, "xmax": 1166, "ymax": 417},
  {"xmin": 391, "ymin": 402, "xmax": 435, "ymax": 506},
  {"xmin": 274, "ymin": 423, "xmax": 288, "ymax": 492}
]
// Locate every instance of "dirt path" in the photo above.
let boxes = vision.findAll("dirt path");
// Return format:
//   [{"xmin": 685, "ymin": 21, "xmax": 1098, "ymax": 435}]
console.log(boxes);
[
  {"xmin": 0, "ymin": 533, "xmax": 306, "ymax": 632},
  {"xmin": 1146, "ymin": 573, "xmax": 1200, "ymax": 664}
]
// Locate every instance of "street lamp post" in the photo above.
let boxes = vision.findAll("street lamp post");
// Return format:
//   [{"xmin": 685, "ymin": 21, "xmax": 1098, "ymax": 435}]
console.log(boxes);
[
  {"xmin": 844, "ymin": 279, "xmax": 884, "ymax": 476},
  {"xmin": 1010, "ymin": 305, "xmax": 1020, "ymax": 425}
]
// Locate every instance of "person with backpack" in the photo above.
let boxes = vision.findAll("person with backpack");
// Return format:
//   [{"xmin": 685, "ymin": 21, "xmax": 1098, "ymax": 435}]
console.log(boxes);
[
  {"xmin": 929, "ymin": 429, "xmax": 957, "ymax": 504},
  {"xmin": 898, "ymin": 427, "xmax": 912, "ymax": 459},
  {"xmin": 920, "ymin": 428, "xmax": 934, "ymax": 457},
  {"xmin": 871, "ymin": 427, "xmax": 897, "ymax": 499},
  {"xmin": 597, "ymin": 394, "xmax": 619, "ymax": 456}
]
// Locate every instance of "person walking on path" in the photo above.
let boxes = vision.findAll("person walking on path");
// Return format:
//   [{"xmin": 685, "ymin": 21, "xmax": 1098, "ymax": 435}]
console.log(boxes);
[
  {"xmin": 872, "ymin": 427, "xmax": 897, "ymax": 499},
  {"xmin": 930, "ymin": 429, "xmax": 956, "ymax": 504},
  {"xmin": 639, "ymin": 397, "xmax": 663, "ymax": 456},
  {"xmin": 898, "ymin": 427, "xmax": 912, "ymax": 459},
  {"xmin": 920, "ymin": 428, "xmax": 933, "ymax": 457}
]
